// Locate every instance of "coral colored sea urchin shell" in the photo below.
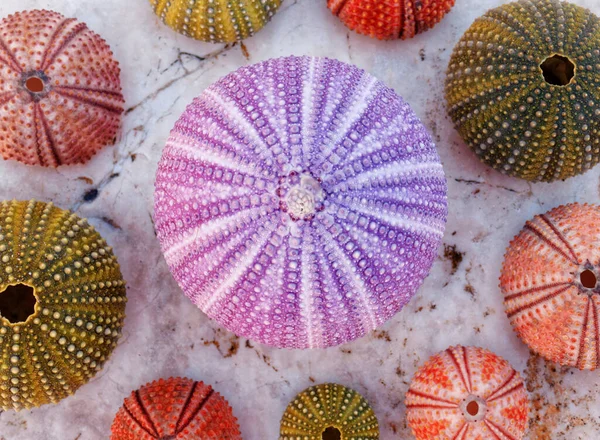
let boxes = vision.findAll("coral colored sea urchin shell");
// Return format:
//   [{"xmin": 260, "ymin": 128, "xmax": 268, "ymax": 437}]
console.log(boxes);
[
  {"xmin": 406, "ymin": 346, "xmax": 529, "ymax": 440},
  {"xmin": 154, "ymin": 56, "xmax": 448, "ymax": 349},
  {"xmin": 149, "ymin": 0, "xmax": 282, "ymax": 43},
  {"xmin": 328, "ymin": 0, "xmax": 456, "ymax": 40},
  {"xmin": 0, "ymin": 9, "xmax": 124, "ymax": 167},
  {"xmin": 446, "ymin": 0, "xmax": 600, "ymax": 182},
  {"xmin": 279, "ymin": 383, "xmax": 379, "ymax": 440},
  {"xmin": 110, "ymin": 377, "xmax": 241, "ymax": 440},
  {"xmin": 0, "ymin": 200, "xmax": 127, "ymax": 410},
  {"xmin": 501, "ymin": 203, "xmax": 600, "ymax": 370}
]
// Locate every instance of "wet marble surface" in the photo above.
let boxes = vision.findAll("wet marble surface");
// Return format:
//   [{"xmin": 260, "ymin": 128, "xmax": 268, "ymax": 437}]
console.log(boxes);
[{"xmin": 0, "ymin": 0, "xmax": 600, "ymax": 438}]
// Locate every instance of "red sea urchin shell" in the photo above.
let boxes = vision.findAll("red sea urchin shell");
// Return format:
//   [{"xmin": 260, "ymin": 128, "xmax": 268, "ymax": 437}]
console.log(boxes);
[
  {"xmin": 328, "ymin": 0, "xmax": 456, "ymax": 40},
  {"xmin": 500, "ymin": 203, "xmax": 600, "ymax": 370},
  {"xmin": 406, "ymin": 346, "xmax": 529, "ymax": 440},
  {"xmin": 0, "ymin": 10, "xmax": 124, "ymax": 167},
  {"xmin": 110, "ymin": 377, "xmax": 242, "ymax": 440}
]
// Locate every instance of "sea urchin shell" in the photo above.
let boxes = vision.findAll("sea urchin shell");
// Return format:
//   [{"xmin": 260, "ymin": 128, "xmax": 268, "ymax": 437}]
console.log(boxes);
[
  {"xmin": 154, "ymin": 56, "xmax": 448, "ymax": 349},
  {"xmin": 446, "ymin": 0, "xmax": 600, "ymax": 182},
  {"xmin": 149, "ymin": 0, "xmax": 283, "ymax": 43},
  {"xmin": 0, "ymin": 200, "xmax": 127, "ymax": 410},
  {"xmin": 500, "ymin": 203, "xmax": 600, "ymax": 370},
  {"xmin": 279, "ymin": 383, "xmax": 379, "ymax": 439},
  {"xmin": 110, "ymin": 377, "xmax": 242, "ymax": 440},
  {"xmin": 0, "ymin": 9, "xmax": 124, "ymax": 167},
  {"xmin": 328, "ymin": 0, "xmax": 456, "ymax": 40},
  {"xmin": 406, "ymin": 346, "xmax": 529, "ymax": 440}
]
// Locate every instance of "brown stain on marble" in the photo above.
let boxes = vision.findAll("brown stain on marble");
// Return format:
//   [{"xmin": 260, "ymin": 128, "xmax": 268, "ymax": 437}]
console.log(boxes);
[{"xmin": 443, "ymin": 244, "xmax": 464, "ymax": 275}]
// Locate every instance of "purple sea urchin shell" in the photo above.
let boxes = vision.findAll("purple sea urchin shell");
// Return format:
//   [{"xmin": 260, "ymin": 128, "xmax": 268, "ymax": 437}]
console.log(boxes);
[{"xmin": 154, "ymin": 56, "xmax": 448, "ymax": 349}]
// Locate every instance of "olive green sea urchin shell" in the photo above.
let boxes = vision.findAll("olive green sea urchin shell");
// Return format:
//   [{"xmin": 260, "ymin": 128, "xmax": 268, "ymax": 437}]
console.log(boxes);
[
  {"xmin": 0, "ymin": 200, "xmax": 127, "ymax": 410},
  {"xmin": 279, "ymin": 383, "xmax": 379, "ymax": 440},
  {"xmin": 446, "ymin": 0, "xmax": 600, "ymax": 182}
]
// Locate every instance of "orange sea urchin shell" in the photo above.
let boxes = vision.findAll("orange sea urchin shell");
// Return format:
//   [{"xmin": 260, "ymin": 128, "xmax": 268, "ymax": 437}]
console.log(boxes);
[
  {"xmin": 0, "ymin": 9, "xmax": 124, "ymax": 167},
  {"xmin": 406, "ymin": 346, "xmax": 529, "ymax": 440},
  {"xmin": 501, "ymin": 203, "xmax": 600, "ymax": 370},
  {"xmin": 110, "ymin": 377, "xmax": 242, "ymax": 440},
  {"xmin": 327, "ymin": 0, "xmax": 456, "ymax": 40}
]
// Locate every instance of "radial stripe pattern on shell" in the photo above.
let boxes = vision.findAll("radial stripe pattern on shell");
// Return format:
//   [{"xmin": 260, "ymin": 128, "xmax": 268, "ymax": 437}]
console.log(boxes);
[
  {"xmin": 406, "ymin": 346, "xmax": 529, "ymax": 440},
  {"xmin": 445, "ymin": 0, "xmax": 600, "ymax": 182},
  {"xmin": 149, "ymin": 0, "xmax": 282, "ymax": 43},
  {"xmin": 0, "ymin": 10, "xmax": 124, "ymax": 167},
  {"xmin": 501, "ymin": 203, "xmax": 600, "ymax": 370},
  {"xmin": 111, "ymin": 377, "xmax": 241, "ymax": 440},
  {"xmin": 154, "ymin": 56, "xmax": 448, "ymax": 349},
  {"xmin": 279, "ymin": 383, "xmax": 379, "ymax": 439},
  {"xmin": 0, "ymin": 200, "xmax": 127, "ymax": 410},
  {"xmin": 328, "ymin": 0, "xmax": 456, "ymax": 40}
]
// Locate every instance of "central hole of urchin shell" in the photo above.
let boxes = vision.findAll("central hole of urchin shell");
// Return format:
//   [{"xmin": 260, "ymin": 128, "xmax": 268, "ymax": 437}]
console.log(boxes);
[
  {"xmin": 540, "ymin": 54, "xmax": 575, "ymax": 86},
  {"xmin": 466, "ymin": 400, "xmax": 480, "ymax": 416},
  {"xmin": 0, "ymin": 284, "xmax": 37, "ymax": 323},
  {"xmin": 25, "ymin": 76, "xmax": 45, "ymax": 93},
  {"xmin": 460, "ymin": 395, "xmax": 487, "ymax": 422},
  {"xmin": 580, "ymin": 269, "xmax": 597, "ymax": 289},
  {"xmin": 322, "ymin": 427, "xmax": 341, "ymax": 440}
]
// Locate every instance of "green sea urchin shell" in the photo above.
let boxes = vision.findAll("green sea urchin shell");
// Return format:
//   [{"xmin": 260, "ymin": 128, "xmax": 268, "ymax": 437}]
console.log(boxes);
[
  {"xmin": 149, "ymin": 0, "xmax": 283, "ymax": 43},
  {"xmin": 446, "ymin": 0, "xmax": 600, "ymax": 182},
  {"xmin": 279, "ymin": 383, "xmax": 379, "ymax": 440},
  {"xmin": 0, "ymin": 200, "xmax": 127, "ymax": 410}
]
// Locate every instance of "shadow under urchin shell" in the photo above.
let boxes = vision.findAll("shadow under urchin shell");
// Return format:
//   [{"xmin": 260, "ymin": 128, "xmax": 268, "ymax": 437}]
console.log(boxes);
[
  {"xmin": 110, "ymin": 377, "xmax": 241, "ymax": 440},
  {"xmin": 406, "ymin": 346, "xmax": 529, "ymax": 440},
  {"xmin": 154, "ymin": 55, "xmax": 448, "ymax": 349},
  {"xmin": 0, "ymin": 10, "xmax": 124, "ymax": 167},
  {"xmin": 500, "ymin": 203, "xmax": 600, "ymax": 370},
  {"xmin": 0, "ymin": 200, "xmax": 127, "ymax": 410},
  {"xmin": 446, "ymin": 0, "xmax": 600, "ymax": 182},
  {"xmin": 149, "ymin": 0, "xmax": 283, "ymax": 43},
  {"xmin": 279, "ymin": 383, "xmax": 379, "ymax": 440},
  {"xmin": 328, "ymin": 0, "xmax": 456, "ymax": 40}
]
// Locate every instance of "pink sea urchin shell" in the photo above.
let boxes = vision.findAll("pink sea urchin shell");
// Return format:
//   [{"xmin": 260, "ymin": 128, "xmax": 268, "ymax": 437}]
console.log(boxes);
[
  {"xmin": 154, "ymin": 56, "xmax": 447, "ymax": 349},
  {"xmin": 500, "ymin": 203, "xmax": 600, "ymax": 370},
  {"xmin": 110, "ymin": 377, "xmax": 241, "ymax": 440},
  {"xmin": 406, "ymin": 346, "xmax": 529, "ymax": 440},
  {"xmin": 0, "ymin": 9, "xmax": 124, "ymax": 167}
]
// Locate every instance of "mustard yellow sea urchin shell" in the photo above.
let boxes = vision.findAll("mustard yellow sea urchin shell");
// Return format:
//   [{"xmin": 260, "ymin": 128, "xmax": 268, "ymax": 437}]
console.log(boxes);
[
  {"xmin": 279, "ymin": 383, "xmax": 379, "ymax": 440},
  {"xmin": 0, "ymin": 200, "xmax": 127, "ymax": 410},
  {"xmin": 446, "ymin": 0, "xmax": 600, "ymax": 182},
  {"xmin": 149, "ymin": 0, "xmax": 283, "ymax": 43}
]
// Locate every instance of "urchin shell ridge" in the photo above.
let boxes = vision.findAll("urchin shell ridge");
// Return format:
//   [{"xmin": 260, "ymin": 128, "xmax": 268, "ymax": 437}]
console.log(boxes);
[
  {"xmin": 110, "ymin": 377, "xmax": 242, "ymax": 440},
  {"xmin": 406, "ymin": 346, "xmax": 529, "ymax": 440},
  {"xmin": 500, "ymin": 203, "xmax": 600, "ymax": 370},
  {"xmin": 279, "ymin": 383, "xmax": 379, "ymax": 439},
  {"xmin": 445, "ymin": 0, "xmax": 600, "ymax": 182},
  {"xmin": 154, "ymin": 55, "xmax": 448, "ymax": 349},
  {"xmin": 0, "ymin": 200, "xmax": 127, "ymax": 410},
  {"xmin": 0, "ymin": 9, "xmax": 124, "ymax": 167},
  {"xmin": 328, "ymin": 0, "xmax": 456, "ymax": 40},
  {"xmin": 149, "ymin": 0, "xmax": 283, "ymax": 43}
]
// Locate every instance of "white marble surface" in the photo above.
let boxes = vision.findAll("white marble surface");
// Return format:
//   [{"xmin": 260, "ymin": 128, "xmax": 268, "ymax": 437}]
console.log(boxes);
[{"xmin": 0, "ymin": 0, "xmax": 600, "ymax": 439}]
